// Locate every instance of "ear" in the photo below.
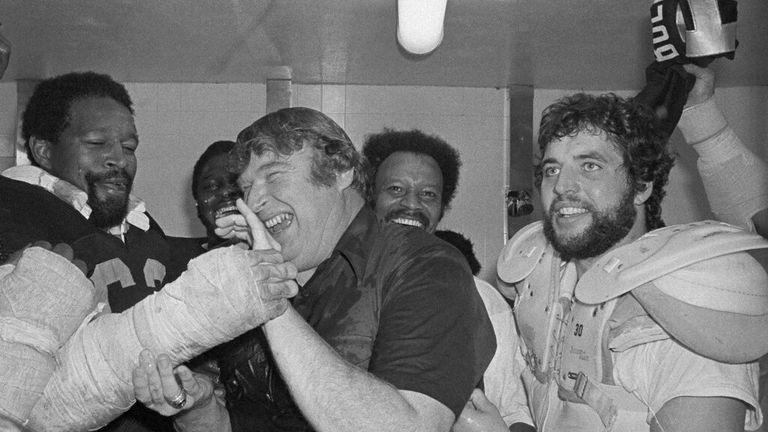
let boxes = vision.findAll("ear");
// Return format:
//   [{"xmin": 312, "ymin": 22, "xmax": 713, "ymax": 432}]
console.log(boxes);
[
  {"xmin": 336, "ymin": 168, "xmax": 355, "ymax": 191},
  {"xmin": 634, "ymin": 181, "xmax": 653, "ymax": 206},
  {"xmin": 29, "ymin": 137, "xmax": 54, "ymax": 170}
]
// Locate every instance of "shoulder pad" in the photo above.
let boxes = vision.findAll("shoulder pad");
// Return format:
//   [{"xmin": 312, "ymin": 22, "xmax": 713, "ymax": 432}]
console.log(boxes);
[
  {"xmin": 577, "ymin": 221, "xmax": 768, "ymax": 306},
  {"xmin": 497, "ymin": 221, "xmax": 548, "ymax": 283}
]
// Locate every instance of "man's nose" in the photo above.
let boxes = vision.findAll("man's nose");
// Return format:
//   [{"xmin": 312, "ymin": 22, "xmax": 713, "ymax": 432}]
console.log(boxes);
[
  {"xmin": 244, "ymin": 182, "xmax": 268, "ymax": 213},
  {"xmin": 401, "ymin": 189, "xmax": 423, "ymax": 209},
  {"xmin": 553, "ymin": 167, "xmax": 579, "ymax": 196},
  {"xmin": 103, "ymin": 141, "xmax": 128, "ymax": 169}
]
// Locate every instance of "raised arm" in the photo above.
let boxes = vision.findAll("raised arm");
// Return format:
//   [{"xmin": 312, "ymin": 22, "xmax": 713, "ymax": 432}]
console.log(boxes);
[{"xmin": 678, "ymin": 64, "xmax": 768, "ymax": 237}]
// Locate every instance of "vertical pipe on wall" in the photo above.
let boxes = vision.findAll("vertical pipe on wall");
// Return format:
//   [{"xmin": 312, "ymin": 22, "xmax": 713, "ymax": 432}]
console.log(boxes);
[
  {"xmin": 10, "ymin": 80, "xmax": 39, "ymax": 168},
  {"xmin": 266, "ymin": 66, "xmax": 292, "ymax": 114},
  {"xmin": 504, "ymin": 84, "xmax": 535, "ymax": 242}
]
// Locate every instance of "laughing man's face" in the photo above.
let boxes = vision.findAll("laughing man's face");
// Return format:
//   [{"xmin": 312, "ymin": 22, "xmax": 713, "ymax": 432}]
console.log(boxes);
[
  {"xmin": 238, "ymin": 147, "xmax": 348, "ymax": 271},
  {"xmin": 373, "ymin": 151, "xmax": 443, "ymax": 233}
]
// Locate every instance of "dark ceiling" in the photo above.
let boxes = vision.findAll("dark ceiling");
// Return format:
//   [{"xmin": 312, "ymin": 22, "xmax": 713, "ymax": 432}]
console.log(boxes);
[{"xmin": 2, "ymin": 0, "xmax": 766, "ymax": 89}]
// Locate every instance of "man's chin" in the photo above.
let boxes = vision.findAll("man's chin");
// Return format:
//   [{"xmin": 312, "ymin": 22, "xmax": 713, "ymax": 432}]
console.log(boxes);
[{"xmin": 88, "ymin": 196, "xmax": 130, "ymax": 229}]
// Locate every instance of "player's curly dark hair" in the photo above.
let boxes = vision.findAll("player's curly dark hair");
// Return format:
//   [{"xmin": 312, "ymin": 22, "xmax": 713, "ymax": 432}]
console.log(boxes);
[
  {"xmin": 535, "ymin": 93, "xmax": 674, "ymax": 231},
  {"xmin": 435, "ymin": 230, "xmax": 481, "ymax": 276},
  {"xmin": 21, "ymin": 71, "xmax": 134, "ymax": 167},
  {"xmin": 232, "ymin": 107, "xmax": 368, "ymax": 194},
  {"xmin": 362, "ymin": 129, "xmax": 461, "ymax": 211}
]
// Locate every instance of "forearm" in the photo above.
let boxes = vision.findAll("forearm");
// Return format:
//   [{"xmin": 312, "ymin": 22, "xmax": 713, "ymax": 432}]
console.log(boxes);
[
  {"xmin": 174, "ymin": 393, "xmax": 232, "ymax": 432},
  {"xmin": 678, "ymin": 97, "xmax": 768, "ymax": 231},
  {"xmin": 263, "ymin": 306, "xmax": 453, "ymax": 432},
  {"xmin": 28, "ymin": 247, "xmax": 291, "ymax": 431}
]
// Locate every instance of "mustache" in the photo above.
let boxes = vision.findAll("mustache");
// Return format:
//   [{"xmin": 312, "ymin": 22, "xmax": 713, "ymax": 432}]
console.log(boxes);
[
  {"xmin": 384, "ymin": 209, "xmax": 430, "ymax": 227},
  {"xmin": 86, "ymin": 168, "xmax": 133, "ymax": 186}
]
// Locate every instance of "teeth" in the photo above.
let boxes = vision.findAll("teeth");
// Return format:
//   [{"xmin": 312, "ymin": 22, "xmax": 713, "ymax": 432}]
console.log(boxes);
[
  {"xmin": 215, "ymin": 205, "xmax": 238, "ymax": 218},
  {"xmin": 264, "ymin": 213, "xmax": 293, "ymax": 229},
  {"xmin": 559, "ymin": 207, "xmax": 587, "ymax": 216},
  {"xmin": 392, "ymin": 218, "xmax": 424, "ymax": 229}
]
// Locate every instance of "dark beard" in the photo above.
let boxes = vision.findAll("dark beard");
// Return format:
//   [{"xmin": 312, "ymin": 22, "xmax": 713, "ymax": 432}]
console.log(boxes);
[
  {"xmin": 86, "ymin": 169, "xmax": 133, "ymax": 229},
  {"xmin": 543, "ymin": 189, "xmax": 636, "ymax": 261}
]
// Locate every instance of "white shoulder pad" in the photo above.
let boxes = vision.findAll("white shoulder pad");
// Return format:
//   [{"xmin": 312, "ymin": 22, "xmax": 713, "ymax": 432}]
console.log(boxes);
[
  {"xmin": 497, "ymin": 221, "xmax": 548, "ymax": 283},
  {"xmin": 577, "ymin": 221, "xmax": 768, "ymax": 305}
]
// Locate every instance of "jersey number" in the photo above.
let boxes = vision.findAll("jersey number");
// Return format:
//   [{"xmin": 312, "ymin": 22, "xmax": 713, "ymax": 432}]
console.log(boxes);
[
  {"xmin": 91, "ymin": 258, "xmax": 166, "ymax": 294},
  {"xmin": 574, "ymin": 323, "xmax": 584, "ymax": 337}
]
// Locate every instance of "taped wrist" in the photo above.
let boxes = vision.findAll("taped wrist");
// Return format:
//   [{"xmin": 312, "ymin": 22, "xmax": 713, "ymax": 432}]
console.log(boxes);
[
  {"xmin": 678, "ymin": 97, "xmax": 727, "ymax": 144},
  {"xmin": 695, "ymin": 128, "xmax": 768, "ymax": 231}
]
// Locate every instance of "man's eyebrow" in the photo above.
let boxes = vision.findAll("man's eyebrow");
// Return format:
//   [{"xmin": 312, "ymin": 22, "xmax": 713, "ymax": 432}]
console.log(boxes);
[
  {"xmin": 260, "ymin": 160, "xmax": 291, "ymax": 171},
  {"xmin": 574, "ymin": 150, "xmax": 608, "ymax": 163}
]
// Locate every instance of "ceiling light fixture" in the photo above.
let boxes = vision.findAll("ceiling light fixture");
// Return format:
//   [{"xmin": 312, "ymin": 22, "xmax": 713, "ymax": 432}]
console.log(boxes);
[{"xmin": 397, "ymin": 0, "xmax": 447, "ymax": 55}]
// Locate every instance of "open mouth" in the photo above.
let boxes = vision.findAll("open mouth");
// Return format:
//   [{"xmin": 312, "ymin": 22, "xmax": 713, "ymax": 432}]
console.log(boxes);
[
  {"xmin": 99, "ymin": 178, "xmax": 129, "ymax": 194},
  {"xmin": 214, "ymin": 203, "xmax": 239, "ymax": 219},
  {"xmin": 385, "ymin": 210, "xmax": 429, "ymax": 230},
  {"xmin": 557, "ymin": 206, "xmax": 588, "ymax": 218},
  {"xmin": 390, "ymin": 217, "xmax": 426, "ymax": 230},
  {"xmin": 263, "ymin": 212, "xmax": 294, "ymax": 234}
]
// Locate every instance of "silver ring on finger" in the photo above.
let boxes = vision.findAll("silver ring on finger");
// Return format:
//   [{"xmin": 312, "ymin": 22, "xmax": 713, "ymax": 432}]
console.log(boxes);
[{"xmin": 165, "ymin": 389, "xmax": 187, "ymax": 409}]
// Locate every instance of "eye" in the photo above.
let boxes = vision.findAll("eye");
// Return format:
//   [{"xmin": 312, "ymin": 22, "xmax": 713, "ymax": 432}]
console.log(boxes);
[
  {"xmin": 238, "ymin": 182, "xmax": 253, "ymax": 197},
  {"xmin": 420, "ymin": 190, "xmax": 438, "ymax": 200},
  {"xmin": 202, "ymin": 181, "xmax": 220, "ymax": 193},
  {"xmin": 583, "ymin": 162, "xmax": 601, "ymax": 172},
  {"xmin": 266, "ymin": 171, "xmax": 282, "ymax": 183},
  {"xmin": 123, "ymin": 142, "xmax": 138, "ymax": 154},
  {"xmin": 543, "ymin": 166, "xmax": 560, "ymax": 177},
  {"xmin": 386, "ymin": 185, "xmax": 404, "ymax": 196}
]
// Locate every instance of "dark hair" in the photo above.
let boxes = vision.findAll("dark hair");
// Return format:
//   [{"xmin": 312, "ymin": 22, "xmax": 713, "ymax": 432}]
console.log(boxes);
[
  {"xmin": 192, "ymin": 140, "xmax": 236, "ymax": 201},
  {"xmin": 21, "ymin": 71, "xmax": 134, "ymax": 167},
  {"xmin": 435, "ymin": 230, "xmax": 481, "ymax": 276},
  {"xmin": 231, "ymin": 107, "xmax": 367, "ymax": 193},
  {"xmin": 362, "ymin": 129, "xmax": 461, "ymax": 211},
  {"xmin": 535, "ymin": 93, "xmax": 674, "ymax": 231}
]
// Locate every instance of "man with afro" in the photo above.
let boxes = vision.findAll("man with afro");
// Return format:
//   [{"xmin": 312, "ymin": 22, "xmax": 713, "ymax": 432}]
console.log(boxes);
[{"xmin": 362, "ymin": 129, "xmax": 534, "ymax": 431}]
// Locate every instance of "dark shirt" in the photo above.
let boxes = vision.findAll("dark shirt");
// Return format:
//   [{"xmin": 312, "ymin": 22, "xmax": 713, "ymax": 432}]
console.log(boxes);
[{"xmin": 226, "ymin": 206, "xmax": 496, "ymax": 431}]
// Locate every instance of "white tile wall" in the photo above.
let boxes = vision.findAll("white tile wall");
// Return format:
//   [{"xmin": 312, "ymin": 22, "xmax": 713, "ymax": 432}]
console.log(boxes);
[
  {"xmin": 0, "ymin": 82, "xmax": 17, "ymax": 158},
  {"xmin": 0, "ymin": 82, "xmax": 17, "ymax": 170},
  {"xmin": 126, "ymin": 82, "xmax": 267, "ymax": 239}
]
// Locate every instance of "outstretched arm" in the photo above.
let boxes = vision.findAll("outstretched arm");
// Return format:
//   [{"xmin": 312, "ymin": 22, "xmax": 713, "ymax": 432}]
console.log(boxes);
[{"xmin": 262, "ymin": 306, "xmax": 455, "ymax": 432}]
